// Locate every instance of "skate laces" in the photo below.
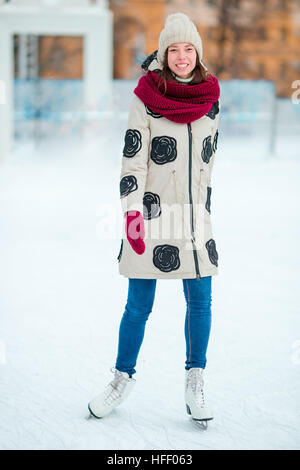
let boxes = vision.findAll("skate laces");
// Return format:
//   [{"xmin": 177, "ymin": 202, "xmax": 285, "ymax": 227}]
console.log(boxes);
[
  {"xmin": 103, "ymin": 367, "xmax": 130, "ymax": 407},
  {"xmin": 188, "ymin": 368, "xmax": 205, "ymax": 408}
]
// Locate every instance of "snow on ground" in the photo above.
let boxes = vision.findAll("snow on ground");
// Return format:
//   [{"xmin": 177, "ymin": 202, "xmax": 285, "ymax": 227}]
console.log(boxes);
[{"xmin": 0, "ymin": 110, "xmax": 300, "ymax": 450}]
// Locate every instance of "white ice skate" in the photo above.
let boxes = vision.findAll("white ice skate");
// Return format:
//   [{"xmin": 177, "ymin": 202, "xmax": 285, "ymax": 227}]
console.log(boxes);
[
  {"xmin": 88, "ymin": 367, "xmax": 136, "ymax": 418},
  {"xmin": 185, "ymin": 367, "xmax": 213, "ymax": 429}
]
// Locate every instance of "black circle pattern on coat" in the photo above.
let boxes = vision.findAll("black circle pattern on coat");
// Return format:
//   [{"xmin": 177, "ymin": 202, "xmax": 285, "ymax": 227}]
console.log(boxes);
[
  {"xmin": 150, "ymin": 136, "xmax": 177, "ymax": 165},
  {"xmin": 201, "ymin": 136, "xmax": 213, "ymax": 163},
  {"xmin": 206, "ymin": 100, "xmax": 219, "ymax": 120},
  {"xmin": 213, "ymin": 129, "xmax": 218, "ymax": 153},
  {"xmin": 123, "ymin": 129, "xmax": 142, "ymax": 158},
  {"xmin": 143, "ymin": 192, "xmax": 161, "ymax": 220},
  {"xmin": 153, "ymin": 244, "xmax": 180, "ymax": 272},
  {"xmin": 120, "ymin": 175, "xmax": 138, "ymax": 198},
  {"xmin": 205, "ymin": 238, "xmax": 218, "ymax": 266},
  {"xmin": 145, "ymin": 105, "xmax": 162, "ymax": 119},
  {"xmin": 205, "ymin": 186, "xmax": 212, "ymax": 214}
]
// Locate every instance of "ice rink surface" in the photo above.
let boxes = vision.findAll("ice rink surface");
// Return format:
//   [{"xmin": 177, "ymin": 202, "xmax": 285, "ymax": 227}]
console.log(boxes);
[{"xmin": 0, "ymin": 97, "xmax": 300, "ymax": 450}]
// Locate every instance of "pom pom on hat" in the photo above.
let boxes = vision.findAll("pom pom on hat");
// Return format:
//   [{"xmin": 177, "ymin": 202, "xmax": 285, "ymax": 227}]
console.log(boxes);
[
  {"xmin": 165, "ymin": 12, "xmax": 192, "ymax": 25},
  {"xmin": 157, "ymin": 12, "xmax": 204, "ymax": 66}
]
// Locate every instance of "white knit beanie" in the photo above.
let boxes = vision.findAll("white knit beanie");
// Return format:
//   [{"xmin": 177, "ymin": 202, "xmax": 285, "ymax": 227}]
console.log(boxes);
[{"xmin": 157, "ymin": 12, "xmax": 207, "ymax": 70}]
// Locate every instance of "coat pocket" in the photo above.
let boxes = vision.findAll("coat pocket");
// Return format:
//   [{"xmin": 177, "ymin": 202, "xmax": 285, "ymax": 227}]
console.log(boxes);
[
  {"xmin": 172, "ymin": 169, "xmax": 190, "ymax": 241},
  {"xmin": 172, "ymin": 169, "xmax": 180, "ymax": 203},
  {"xmin": 117, "ymin": 239, "xmax": 123, "ymax": 263},
  {"xmin": 194, "ymin": 170, "xmax": 206, "ymax": 249},
  {"xmin": 196, "ymin": 169, "xmax": 205, "ymax": 205}
]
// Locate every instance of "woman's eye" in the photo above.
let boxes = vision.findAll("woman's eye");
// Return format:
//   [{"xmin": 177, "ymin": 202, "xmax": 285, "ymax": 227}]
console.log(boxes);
[{"xmin": 170, "ymin": 49, "xmax": 193, "ymax": 52}]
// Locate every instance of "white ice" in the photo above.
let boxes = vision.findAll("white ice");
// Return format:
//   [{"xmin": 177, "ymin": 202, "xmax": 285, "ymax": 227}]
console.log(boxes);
[{"xmin": 0, "ymin": 85, "xmax": 300, "ymax": 450}]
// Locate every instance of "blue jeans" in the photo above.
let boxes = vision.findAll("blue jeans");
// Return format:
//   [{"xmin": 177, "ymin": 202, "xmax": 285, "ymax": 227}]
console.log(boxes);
[{"xmin": 115, "ymin": 277, "xmax": 212, "ymax": 376}]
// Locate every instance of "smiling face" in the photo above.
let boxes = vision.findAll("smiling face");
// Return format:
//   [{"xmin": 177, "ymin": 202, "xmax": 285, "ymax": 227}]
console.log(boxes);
[{"xmin": 167, "ymin": 42, "xmax": 197, "ymax": 79}]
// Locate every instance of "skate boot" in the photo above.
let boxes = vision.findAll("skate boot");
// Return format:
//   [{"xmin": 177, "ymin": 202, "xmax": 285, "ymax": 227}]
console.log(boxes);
[
  {"xmin": 88, "ymin": 367, "xmax": 136, "ymax": 418},
  {"xmin": 185, "ymin": 367, "xmax": 213, "ymax": 428}
]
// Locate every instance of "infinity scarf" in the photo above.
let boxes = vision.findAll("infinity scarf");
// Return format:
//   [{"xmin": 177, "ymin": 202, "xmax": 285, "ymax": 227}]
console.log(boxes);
[{"xmin": 134, "ymin": 70, "xmax": 220, "ymax": 124}]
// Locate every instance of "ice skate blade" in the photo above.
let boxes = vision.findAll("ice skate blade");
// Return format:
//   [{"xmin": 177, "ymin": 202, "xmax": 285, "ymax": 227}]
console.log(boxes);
[
  {"xmin": 87, "ymin": 403, "xmax": 103, "ymax": 419},
  {"xmin": 192, "ymin": 419, "xmax": 210, "ymax": 430}
]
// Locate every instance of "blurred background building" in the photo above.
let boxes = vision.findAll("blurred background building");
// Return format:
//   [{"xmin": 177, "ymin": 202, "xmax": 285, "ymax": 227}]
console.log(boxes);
[
  {"xmin": 0, "ymin": 0, "xmax": 299, "ymax": 157},
  {"xmin": 7, "ymin": 0, "xmax": 300, "ymax": 97}
]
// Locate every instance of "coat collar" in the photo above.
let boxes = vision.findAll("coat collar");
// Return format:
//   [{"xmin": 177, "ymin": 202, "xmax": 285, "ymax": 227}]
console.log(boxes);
[{"xmin": 141, "ymin": 50, "xmax": 162, "ymax": 72}]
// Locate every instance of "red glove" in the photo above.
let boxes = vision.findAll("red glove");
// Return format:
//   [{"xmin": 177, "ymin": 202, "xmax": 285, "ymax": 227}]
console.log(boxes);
[{"xmin": 125, "ymin": 210, "xmax": 145, "ymax": 255}]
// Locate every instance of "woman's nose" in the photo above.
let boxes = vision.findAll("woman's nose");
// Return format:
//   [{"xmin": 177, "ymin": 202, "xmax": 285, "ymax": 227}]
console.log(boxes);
[{"xmin": 177, "ymin": 51, "xmax": 187, "ymax": 60}]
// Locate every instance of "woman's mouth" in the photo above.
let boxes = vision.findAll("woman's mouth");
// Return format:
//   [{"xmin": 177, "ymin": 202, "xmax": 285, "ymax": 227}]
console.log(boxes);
[{"xmin": 176, "ymin": 64, "xmax": 189, "ymax": 69}]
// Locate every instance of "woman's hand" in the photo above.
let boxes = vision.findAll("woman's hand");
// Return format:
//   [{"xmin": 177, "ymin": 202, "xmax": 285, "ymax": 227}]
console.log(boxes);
[{"xmin": 125, "ymin": 210, "xmax": 146, "ymax": 255}]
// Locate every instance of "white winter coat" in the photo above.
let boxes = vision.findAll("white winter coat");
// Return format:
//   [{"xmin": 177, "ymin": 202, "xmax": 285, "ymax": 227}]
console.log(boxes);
[{"xmin": 117, "ymin": 64, "xmax": 220, "ymax": 280}]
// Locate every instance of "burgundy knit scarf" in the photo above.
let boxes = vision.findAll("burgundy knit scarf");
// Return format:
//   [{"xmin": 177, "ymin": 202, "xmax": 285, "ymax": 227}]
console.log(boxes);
[{"xmin": 134, "ymin": 70, "xmax": 220, "ymax": 124}]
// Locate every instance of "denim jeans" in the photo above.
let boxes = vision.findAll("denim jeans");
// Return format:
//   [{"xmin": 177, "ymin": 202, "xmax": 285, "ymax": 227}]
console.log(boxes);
[{"xmin": 115, "ymin": 277, "xmax": 212, "ymax": 376}]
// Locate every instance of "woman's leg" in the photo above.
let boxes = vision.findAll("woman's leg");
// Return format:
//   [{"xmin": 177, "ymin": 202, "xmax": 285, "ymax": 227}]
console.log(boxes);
[
  {"xmin": 182, "ymin": 276, "xmax": 212, "ymax": 370},
  {"xmin": 115, "ymin": 278, "xmax": 157, "ymax": 376}
]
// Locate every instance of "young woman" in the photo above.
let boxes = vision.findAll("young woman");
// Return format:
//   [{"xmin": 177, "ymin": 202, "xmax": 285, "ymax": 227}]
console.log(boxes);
[{"xmin": 88, "ymin": 13, "xmax": 221, "ymax": 426}]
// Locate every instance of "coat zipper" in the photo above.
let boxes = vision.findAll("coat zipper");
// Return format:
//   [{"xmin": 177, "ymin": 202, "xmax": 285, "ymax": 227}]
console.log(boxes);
[{"xmin": 187, "ymin": 123, "xmax": 201, "ymax": 280}]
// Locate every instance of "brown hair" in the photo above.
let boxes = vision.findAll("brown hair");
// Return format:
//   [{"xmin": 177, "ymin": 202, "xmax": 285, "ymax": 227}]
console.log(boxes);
[{"xmin": 155, "ymin": 47, "xmax": 213, "ymax": 95}]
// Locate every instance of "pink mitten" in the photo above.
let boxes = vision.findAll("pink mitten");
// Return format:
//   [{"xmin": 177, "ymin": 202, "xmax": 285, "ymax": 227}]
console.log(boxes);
[{"xmin": 125, "ymin": 210, "xmax": 145, "ymax": 255}]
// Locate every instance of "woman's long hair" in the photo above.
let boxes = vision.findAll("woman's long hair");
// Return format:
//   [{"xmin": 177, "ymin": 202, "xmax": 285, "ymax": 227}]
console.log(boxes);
[{"xmin": 155, "ymin": 47, "xmax": 213, "ymax": 95}]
